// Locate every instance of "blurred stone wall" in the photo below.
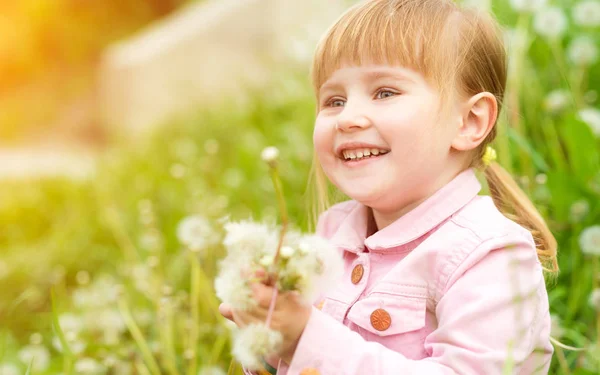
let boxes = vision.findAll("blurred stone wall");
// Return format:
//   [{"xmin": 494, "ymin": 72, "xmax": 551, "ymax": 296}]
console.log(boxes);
[{"xmin": 99, "ymin": 0, "xmax": 347, "ymax": 133}]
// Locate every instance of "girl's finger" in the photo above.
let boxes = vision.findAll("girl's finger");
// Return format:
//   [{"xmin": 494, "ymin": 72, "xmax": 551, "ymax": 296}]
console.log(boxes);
[{"xmin": 251, "ymin": 282, "xmax": 277, "ymax": 308}]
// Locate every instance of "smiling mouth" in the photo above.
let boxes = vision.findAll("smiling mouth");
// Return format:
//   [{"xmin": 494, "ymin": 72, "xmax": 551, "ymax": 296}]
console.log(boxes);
[{"xmin": 341, "ymin": 148, "xmax": 390, "ymax": 161}]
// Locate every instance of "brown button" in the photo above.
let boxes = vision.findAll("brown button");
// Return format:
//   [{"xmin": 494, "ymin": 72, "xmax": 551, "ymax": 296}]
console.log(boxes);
[
  {"xmin": 300, "ymin": 368, "xmax": 320, "ymax": 375},
  {"xmin": 351, "ymin": 264, "xmax": 364, "ymax": 284},
  {"xmin": 370, "ymin": 308, "xmax": 392, "ymax": 331}
]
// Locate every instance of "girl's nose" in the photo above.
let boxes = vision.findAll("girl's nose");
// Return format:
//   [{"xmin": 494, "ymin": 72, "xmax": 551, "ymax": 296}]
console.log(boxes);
[{"xmin": 335, "ymin": 115, "xmax": 371, "ymax": 132}]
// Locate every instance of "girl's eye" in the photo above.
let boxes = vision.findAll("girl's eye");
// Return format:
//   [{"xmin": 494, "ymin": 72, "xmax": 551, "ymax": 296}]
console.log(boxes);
[
  {"xmin": 326, "ymin": 98, "xmax": 345, "ymax": 107},
  {"xmin": 376, "ymin": 89, "xmax": 398, "ymax": 99}
]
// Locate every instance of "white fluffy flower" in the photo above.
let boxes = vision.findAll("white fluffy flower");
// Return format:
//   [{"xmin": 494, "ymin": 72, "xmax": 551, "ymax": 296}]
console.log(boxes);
[
  {"xmin": 261, "ymin": 146, "xmax": 280, "ymax": 164},
  {"xmin": 222, "ymin": 221, "xmax": 279, "ymax": 261},
  {"xmin": 74, "ymin": 357, "xmax": 107, "ymax": 375},
  {"xmin": 509, "ymin": 0, "xmax": 547, "ymax": 12},
  {"xmin": 579, "ymin": 107, "xmax": 600, "ymax": 136},
  {"xmin": 214, "ymin": 266, "xmax": 256, "ymax": 310},
  {"xmin": 590, "ymin": 289, "xmax": 600, "ymax": 311},
  {"xmin": 573, "ymin": 1, "xmax": 600, "ymax": 27},
  {"xmin": 567, "ymin": 36, "xmax": 599, "ymax": 66},
  {"xmin": 570, "ymin": 200, "xmax": 590, "ymax": 222},
  {"xmin": 17, "ymin": 345, "xmax": 50, "ymax": 372},
  {"xmin": 232, "ymin": 324, "xmax": 283, "ymax": 370},
  {"xmin": 281, "ymin": 235, "xmax": 344, "ymax": 303},
  {"xmin": 534, "ymin": 7, "xmax": 568, "ymax": 39},
  {"xmin": 544, "ymin": 89, "xmax": 571, "ymax": 113},
  {"xmin": 52, "ymin": 335, "xmax": 87, "ymax": 355},
  {"xmin": 280, "ymin": 246, "xmax": 295, "ymax": 258},
  {"xmin": 198, "ymin": 366, "xmax": 227, "ymax": 375},
  {"xmin": 579, "ymin": 225, "xmax": 600, "ymax": 255},
  {"xmin": 58, "ymin": 313, "xmax": 84, "ymax": 335},
  {"xmin": 0, "ymin": 363, "xmax": 20, "ymax": 375},
  {"xmin": 177, "ymin": 215, "xmax": 219, "ymax": 252}
]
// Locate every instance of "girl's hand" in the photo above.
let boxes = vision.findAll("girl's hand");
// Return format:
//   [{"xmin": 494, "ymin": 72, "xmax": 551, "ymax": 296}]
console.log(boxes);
[{"xmin": 219, "ymin": 282, "xmax": 313, "ymax": 364}]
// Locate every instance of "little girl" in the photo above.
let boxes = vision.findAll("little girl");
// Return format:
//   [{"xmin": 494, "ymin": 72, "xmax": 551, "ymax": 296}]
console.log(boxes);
[{"xmin": 219, "ymin": 0, "xmax": 558, "ymax": 373}]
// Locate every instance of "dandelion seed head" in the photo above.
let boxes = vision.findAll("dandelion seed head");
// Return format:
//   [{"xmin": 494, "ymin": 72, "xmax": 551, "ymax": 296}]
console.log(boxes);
[
  {"xmin": 579, "ymin": 107, "xmax": 600, "ymax": 137},
  {"xmin": 177, "ymin": 215, "xmax": 219, "ymax": 252},
  {"xmin": 573, "ymin": 0, "xmax": 600, "ymax": 27},
  {"xmin": 579, "ymin": 225, "xmax": 600, "ymax": 255},
  {"xmin": 74, "ymin": 357, "xmax": 107, "ymax": 375},
  {"xmin": 18, "ymin": 345, "xmax": 50, "ymax": 372},
  {"xmin": 232, "ymin": 324, "xmax": 283, "ymax": 370},
  {"xmin": 261, "ymin": 146, "xmax": 280, "ymax": 165},
  {"xmin": 589, "ymin": 288, "xmax": 600, "ymax": 311},
  {"xmin": 570, "ymin": 200, "xmax": 590, "ymax": 222},
  {"xmin": 0, "ymin": 363, "xmax": 20, "ymax": 375},
  {"xmin": 533, "ymin": 7, "xmax": 568, "ymax": 39},
  {"xmin": 544, "ymin": 90, "xmax": 571, "ymax": 113},
  {"xmin": 568, "ymin": 36, "xmax": 599, "ymax": 66}
]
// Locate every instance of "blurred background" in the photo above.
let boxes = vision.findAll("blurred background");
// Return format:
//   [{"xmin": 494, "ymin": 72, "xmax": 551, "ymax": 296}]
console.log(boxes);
[{"xmin": 1, "ymin": 0, "xmax": 599, "ymax": 374}]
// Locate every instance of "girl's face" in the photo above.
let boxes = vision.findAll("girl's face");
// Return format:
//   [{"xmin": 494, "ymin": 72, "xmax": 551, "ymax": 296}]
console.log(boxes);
[{"xmin": 314, "ymin": 64, "xmax": 463, "ymax": 218}]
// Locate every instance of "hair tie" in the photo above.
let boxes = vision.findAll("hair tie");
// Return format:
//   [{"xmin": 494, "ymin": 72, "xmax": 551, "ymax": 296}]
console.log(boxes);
[{"xmin": 482, "ymin": 146, "xmax": 497, "ymax": 167}]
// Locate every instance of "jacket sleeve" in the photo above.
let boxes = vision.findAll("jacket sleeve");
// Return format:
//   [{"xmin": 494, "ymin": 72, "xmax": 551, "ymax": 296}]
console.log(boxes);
[{"xmin": 281, "ymin": 235, "xmax": 552, "ymax": 375}]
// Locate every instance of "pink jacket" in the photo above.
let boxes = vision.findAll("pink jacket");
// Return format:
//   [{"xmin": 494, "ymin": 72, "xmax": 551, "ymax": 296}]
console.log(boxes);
[{"xmin": 252, "ymin": 168, "xmax": 553, "ymax": 374}]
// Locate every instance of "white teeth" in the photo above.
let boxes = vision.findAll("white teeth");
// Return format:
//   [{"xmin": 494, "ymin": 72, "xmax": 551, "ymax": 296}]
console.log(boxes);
[{"xmin": 342, "ymin": 148, "xmax": 388, "ymax": 160}]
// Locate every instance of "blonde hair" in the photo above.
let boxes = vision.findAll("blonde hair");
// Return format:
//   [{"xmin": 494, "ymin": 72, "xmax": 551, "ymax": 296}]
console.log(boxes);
[{"xmin": 307, "ymin": 0, "xmax": 558, "ymax": 275}]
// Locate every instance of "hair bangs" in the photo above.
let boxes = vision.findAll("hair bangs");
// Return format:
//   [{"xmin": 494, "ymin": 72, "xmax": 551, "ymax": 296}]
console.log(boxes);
[{"xmin": 311, "ymin": 0, "xmax": 459, "ymax": 99}]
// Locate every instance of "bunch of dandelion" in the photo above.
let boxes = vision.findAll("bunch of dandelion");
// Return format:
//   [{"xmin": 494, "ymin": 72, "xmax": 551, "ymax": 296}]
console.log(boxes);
[{"xmin": 214, "ymin": 146, "xmax": 343, "ymax": 371}]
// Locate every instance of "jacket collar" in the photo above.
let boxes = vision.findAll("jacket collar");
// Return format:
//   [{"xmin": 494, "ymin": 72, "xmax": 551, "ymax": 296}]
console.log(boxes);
[{"xmin": 329, "ymin": 168, "xmax": 482, "ymax": 253}]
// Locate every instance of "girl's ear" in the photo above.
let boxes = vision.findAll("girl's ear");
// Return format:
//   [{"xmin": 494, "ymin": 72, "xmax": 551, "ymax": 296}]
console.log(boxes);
[{"xmin": 451, "ymin": 92, "xmax": 498, "ymax": 151}]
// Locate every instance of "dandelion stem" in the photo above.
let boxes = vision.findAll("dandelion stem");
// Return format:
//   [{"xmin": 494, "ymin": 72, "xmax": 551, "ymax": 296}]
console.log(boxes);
[{"xmin": 268, "ymin": 165, "xmax": 289, "ymax": 280}]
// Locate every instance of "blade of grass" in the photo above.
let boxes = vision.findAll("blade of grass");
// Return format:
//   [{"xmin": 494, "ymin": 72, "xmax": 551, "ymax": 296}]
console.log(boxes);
[
  {"xmin": 50, "ymin": 289, "xmax": 73, "ymax": 375},
  {"xmin": 118, "ymin": 297, "xmax": 162, "ymax": 375}
]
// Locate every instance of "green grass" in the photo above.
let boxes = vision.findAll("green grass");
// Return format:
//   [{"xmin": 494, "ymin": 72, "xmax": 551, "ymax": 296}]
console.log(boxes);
[{"xmin": 1, "ymin": 0, "xmax": 600, "ymax": 373}]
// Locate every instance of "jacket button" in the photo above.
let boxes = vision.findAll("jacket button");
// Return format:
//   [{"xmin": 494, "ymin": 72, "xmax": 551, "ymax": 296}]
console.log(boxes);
[
  {"xmin": 351, "ymin": 264, "xmax": 364, "ymax": 284},
  {"xmin": 370, "ymin": 308, "xmax": 392, "ymax": 331},
  {"xmin": 300, "ymin": 368, "xmax": 320, "ymax": 375}
]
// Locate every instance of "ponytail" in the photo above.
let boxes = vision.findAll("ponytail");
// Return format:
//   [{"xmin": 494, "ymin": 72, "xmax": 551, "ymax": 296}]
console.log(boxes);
[{"xmin": 483, "ymin": 162, "xmax": 559, "ymax": 276}]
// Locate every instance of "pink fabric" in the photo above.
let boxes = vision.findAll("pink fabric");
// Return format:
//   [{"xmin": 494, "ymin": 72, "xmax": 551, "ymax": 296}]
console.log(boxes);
[{"xmin": 275, "ymin": 168, "xmax": 553, "ymax": 374}]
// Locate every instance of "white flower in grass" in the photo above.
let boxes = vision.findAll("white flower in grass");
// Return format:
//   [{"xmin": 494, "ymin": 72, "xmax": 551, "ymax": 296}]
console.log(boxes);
[
  {"xmin": 568, "ymin": 36, "xmax": 599, "ymax": 66},
  {"xmin": 570, "ymin": 200, "xmax": 590, "ymax": 222},
  {"xmin": 74, "ymin": 357, "xmax": 107, "ymax": 374},
  {"xmin": 18, "ymin": 345, "xmax": 50, "ymax": 372},
  {"xmin": 589, "ymin": 289, "xmax": 600, "ymax": 311},
  {"xmin": 261, "ymin": 146, "xmax": 280, "ymax": 165},
  {"xmin": 58, "ymin": 313, "xmax": 84, "ymax": 335},
  {"xmin": 198, "ymin": 366, "xmax": 227, "ymax": 375},
  {"xmin": 509, "ymin": 0, "xmax": 547, "ymax": 12},
  {"xmin": 579, "ymin": 107, "xmax": 600, "ymax": 136},
  {"xmin": 177, "ymin": 215, "xmax": 219, "ymax": 252},
  {"xmin": 233, "ymin": 324, "xmax": 283, "ymax": 370},
  {"xmin": 573, "ymin": 1, "xmax": 600, "ymax": 27},
  {"xmin": 544, "ymin": 90, "xmax": 571, "ymax": 113},
  {"xmin": 579, "ymin": 226, "xmax": 600, "ymax": 255},
  {"xmin": 534, "ymin": 7, "xmax": 568, "ymax": 39},
  {"xmin": 0, "ymin": 363, "xmax": 20, "ymax": 375},
  {"xmin": 52, "ymin": 335, "xmax": 87, "ymax": 355}
]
